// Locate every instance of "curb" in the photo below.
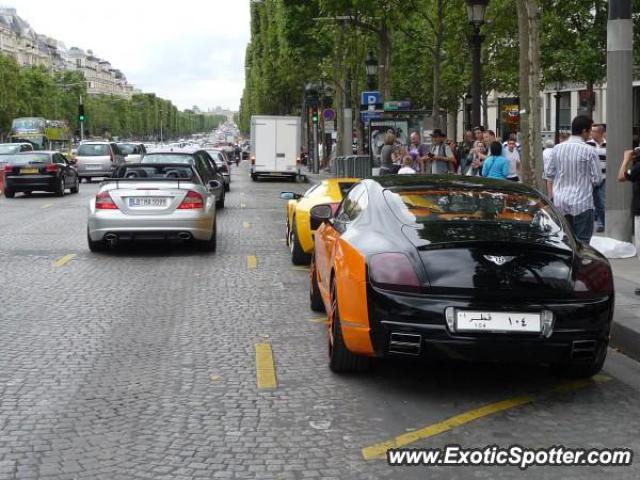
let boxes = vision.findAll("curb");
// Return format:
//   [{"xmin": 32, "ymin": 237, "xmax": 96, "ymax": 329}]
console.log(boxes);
[{"xmin": 611, "ymin": 320, "xmax": 640, "ymax": 362}]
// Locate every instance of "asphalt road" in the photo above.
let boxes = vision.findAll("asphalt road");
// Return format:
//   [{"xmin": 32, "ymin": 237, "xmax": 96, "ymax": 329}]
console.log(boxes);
[{"xmin": 1, "ymin": 163, "xmax": 640, "ymax": 479}]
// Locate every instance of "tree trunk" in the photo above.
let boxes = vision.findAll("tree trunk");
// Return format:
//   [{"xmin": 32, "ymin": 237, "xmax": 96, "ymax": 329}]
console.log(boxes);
[
  {"xmin": 527, "ymin": 0, "xmax": 543, "ymax": 189},
  {"xmin": 482, "ymin": 91, "xmax": 489, "ymax": 131},
  {"xmin": 516, "ymin": 0, "xmax": 532, "ymax": 186},
  {"xmin": 378, "ymin": 19, "xmax": 392, "ymax": 99},
  {"xmin": 431, "ymin": 0, "xmax": 444, "ymax": 130}
]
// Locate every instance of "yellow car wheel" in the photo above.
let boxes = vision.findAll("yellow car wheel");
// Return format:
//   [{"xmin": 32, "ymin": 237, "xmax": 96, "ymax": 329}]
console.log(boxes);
[{"xmin": 290, "ymin": 220, "xmax": 311, "ymax": 265}]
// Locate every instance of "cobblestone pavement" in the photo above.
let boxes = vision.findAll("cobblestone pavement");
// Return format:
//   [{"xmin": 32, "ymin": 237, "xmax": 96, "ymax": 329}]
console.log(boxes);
[{"xmin": 0, "ymin": 163, "xmax": 639, "ymax": 479}]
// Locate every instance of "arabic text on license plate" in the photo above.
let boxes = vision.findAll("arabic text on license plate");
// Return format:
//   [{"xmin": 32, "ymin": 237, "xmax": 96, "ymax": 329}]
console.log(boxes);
[
  {"xmin": 20, "ymin": 168, "xmax": 39, "ymax": 174},
  {"xmin": 128, "ymin": 197, "xmax": 168, "ymax": 207},
  {"xmin": 456, "ymin": 311, "xmax": 541, "ymax": 333}
]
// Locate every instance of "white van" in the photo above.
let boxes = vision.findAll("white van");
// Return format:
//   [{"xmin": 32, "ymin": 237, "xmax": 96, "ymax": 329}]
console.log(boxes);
[{"xmin": 250, "ymin": 115, "xmax": 301, "ymax": 181}]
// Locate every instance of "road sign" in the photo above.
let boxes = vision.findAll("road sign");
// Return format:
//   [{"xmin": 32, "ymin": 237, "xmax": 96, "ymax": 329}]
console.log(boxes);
[
  {"xmin": 360, "ymin": 111, "xmax": 382, "ymax": 123},
  {"xmin": 322, "ymin": 108, "xmax": 336, "ymax": 121},
  {"xmin": 383, "ymin": 100, "xmax": 411, "ymax": 111},
  {"xmin": 324, "ymin": 120, "xmax": 335, "ymax": 132},
  {"xmin": 361, "ymin": 91, "xmax": 381, "ymax": 107}
]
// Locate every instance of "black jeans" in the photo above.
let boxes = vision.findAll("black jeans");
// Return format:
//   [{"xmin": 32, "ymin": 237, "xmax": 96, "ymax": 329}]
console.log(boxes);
[{"xmin": 565, "ymin": 209, "xmax": 594, "ymax": 244}]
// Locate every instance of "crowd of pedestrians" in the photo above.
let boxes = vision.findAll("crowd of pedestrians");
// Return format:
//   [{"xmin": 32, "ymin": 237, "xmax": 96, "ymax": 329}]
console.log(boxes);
[{"xmin": 378, "ymin": 115, "xmax": 640, "ymax": 248}]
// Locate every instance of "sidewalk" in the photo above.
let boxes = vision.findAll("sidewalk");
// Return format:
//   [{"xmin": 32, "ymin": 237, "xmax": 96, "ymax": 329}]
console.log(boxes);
[{"xmin": 610, "ymin": 255, "xmax": 640, "ymax": 361}]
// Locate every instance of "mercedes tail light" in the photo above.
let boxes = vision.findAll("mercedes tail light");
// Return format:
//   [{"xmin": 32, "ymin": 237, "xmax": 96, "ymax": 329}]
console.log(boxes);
[
  {"xmin": 574, "ymin": 257, "xmax": 613, "ymax": 297},
  {"xmin": 95, "ymin": 191, "xmax": 118, "ymax": 210},
  {"xmin": 177, "ymin": 190, "xmax": 204, "ymax": 209},
  {"xmin": 45, "ymin": 164, "xmax": 58, "ymax": 173},
  {"xmin": 4, "ymin": 164, "xmax": 13, "ymax": 173},
  {"xmin": 368, "ymin": 253, "xmax": 421, "ymax": 293}
]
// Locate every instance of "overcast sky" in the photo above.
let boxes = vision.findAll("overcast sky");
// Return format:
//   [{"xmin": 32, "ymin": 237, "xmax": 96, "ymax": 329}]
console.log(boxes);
[{"xmin": 8, "ymin": 1, "xmax": 251, "ymax": 111}]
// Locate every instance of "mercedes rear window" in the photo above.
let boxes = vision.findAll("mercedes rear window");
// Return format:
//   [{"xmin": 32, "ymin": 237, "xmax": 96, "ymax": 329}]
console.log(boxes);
[
  {"xmin": 113, "ymin": 165, "xmax": 196, "ymax": 180},
  {"xmin": 385, "ymin": 188, "xmax": 563, "ymax": 238},
  {"xmin": 141, "ymin": 154, "xmax": 193, "ymax": 164},
  {"xmin": 78, "ymin": 144, "xmax": 109, "ymax": 156},
  {"xmin": 6, "ymin": 154, "xmax": 50, "ymax": 166}
]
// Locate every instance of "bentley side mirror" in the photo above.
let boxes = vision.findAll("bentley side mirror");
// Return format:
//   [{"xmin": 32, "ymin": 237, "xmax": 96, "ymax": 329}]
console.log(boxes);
[{"xmin": 208, "ymin": 180, "xmax": 222, "ymax": 189}]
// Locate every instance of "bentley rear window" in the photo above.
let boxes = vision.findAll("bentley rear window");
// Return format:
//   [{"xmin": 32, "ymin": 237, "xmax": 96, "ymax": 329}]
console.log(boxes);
[{"xmin": 385, "ymin": 188, "xmax": 563, "ymax": 237}]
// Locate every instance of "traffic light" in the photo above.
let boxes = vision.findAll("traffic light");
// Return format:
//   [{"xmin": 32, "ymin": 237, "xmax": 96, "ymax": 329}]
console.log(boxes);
[
  {"xmin": 311, "ymin": 109, "xmax": 318, "ymax": 124},
  {"xmin": 78, "ymin": 104, "xmax": 85, "ymax": 123}
]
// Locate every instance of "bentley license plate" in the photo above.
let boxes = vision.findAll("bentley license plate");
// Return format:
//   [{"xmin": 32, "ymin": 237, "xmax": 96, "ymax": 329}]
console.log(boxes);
[
  {"xmin": 456, "ymin": 310, "xmax": 541, "ymax": 333},
  {"xmin": 20, "ymin": 168, "xmax": 39, "ymax": 174}
]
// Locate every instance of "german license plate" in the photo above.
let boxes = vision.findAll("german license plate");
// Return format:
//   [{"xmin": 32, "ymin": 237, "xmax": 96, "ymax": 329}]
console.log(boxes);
[
  {"xmin": 20, "ymin": 168, "xmax": 39, "ymax": 174},
  {"xmin": 86, "ymin": 165, "xmax": 102, "ymax": 170},
  {"xmin": 128, "ymin": 197, "xmax": 168, "ymax": 207},
  {"xmin": 456, "ymin": 310, "xmax": 541, "ymax": 333}
]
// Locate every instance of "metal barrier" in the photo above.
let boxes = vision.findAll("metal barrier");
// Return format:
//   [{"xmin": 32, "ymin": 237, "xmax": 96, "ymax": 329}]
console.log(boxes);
[{"xmin": 334, "ymin": 155, "xmax": 372, "ymax": 179}]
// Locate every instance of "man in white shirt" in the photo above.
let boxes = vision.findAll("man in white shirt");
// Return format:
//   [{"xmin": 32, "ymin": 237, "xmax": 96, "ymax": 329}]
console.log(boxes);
[
  {"xmin": 545, "ymin": 116, "xmax": 602, "ymax": 244},
  {"xmin": 542, "ymin": 139, "xmax": 555, "ymax": 181},
  {"xmin": 504, "ymin": 138, "xmax": 521, "ymax": 182},
  {"xmin": 586, "ymin": 123, "xmax": 607, "ymax": 232}
]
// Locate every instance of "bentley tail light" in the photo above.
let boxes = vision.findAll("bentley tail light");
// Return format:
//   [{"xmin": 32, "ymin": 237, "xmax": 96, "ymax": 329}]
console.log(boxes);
[
  {"xmin": 45, "ymin": 164, "xmax": 58, "ymax": 173},
  {"xmin": 574, "ymin": 257, "xmax": 613, "ymax": 297},
  {"xmin": 95, "ymin": 191, "xmax": 118, "ymax": 210},
  {"xmin": 177, "ymin": 190, "xmax": 204, "ymax": 209},
  {"xmin": 368, "ymin": 253, "xmax": 421, "ymax": 293},
  {"xmin": 4, "ymin": 165, "xmax": 13, "ymax": 173}
]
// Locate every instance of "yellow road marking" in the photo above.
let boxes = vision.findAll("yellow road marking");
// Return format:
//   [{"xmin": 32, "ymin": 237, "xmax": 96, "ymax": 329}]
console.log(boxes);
[
  {"xmin": 255, "ymin": 343, "xmax": 277, "ymax": 389},
  {"xmin": 308, "ymin": 317, "xmax": 328, "ymax": 324},
  {"xmin": 240, "ymin": 203, "xmax": 246, "ymax": 209},
  {"xmin": 243, "ymin": 221, "xmax": 251, "ymax": 229},
  {"xmin": 41, "ymin": 203, "xmax": 53, "ymax": 209},
  {"xmin": 209, "ymin": 374, "xmax": 222, "ymax": 383},
  {"xmin": 361, "ymin": 375, "xmax": 610, "ymax": 460},
  {"xmin": 54, "ymin": 254, "xmax": 76, "ymax": 267},
  {"xmin": 247, "ymin": 255, "xmax": 257, "ymax": 269},
  {"xmin": 292, "ymin": 266, "xmax": 309, "ymax": 272}
]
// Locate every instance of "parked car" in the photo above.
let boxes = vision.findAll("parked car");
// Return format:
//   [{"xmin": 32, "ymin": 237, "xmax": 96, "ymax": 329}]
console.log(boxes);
[
  {"xmin": 3, "ymin": 151, "xmax": 79, "ymax": 198},
  {"xmin": 140, "ymin": 150, "xmax": 225, "ymax": 208},
  {"xmin": 87, "ymin": 163, "xmax": 221, "ymax": 252},
  {"xmin": 75, "ymin": 142, "xmax": 126, "ymax": 182},
  {"xmin": 280, "ymin": 178, "xmax": 359, "ymax": 265},
  {"xmin": 205, "ymin": 149, "xmax": 230, "ymax": 192},
  {"xmin": 118, "ymin": 143, "xmax": 147, "ymax": 163},
  {"xmin": 310, "ymin": 175, "xmax": 614, "ymax": 377}
]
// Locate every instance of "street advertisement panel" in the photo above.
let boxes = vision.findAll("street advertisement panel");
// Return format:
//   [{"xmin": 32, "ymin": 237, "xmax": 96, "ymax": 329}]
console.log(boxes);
[{"xmin": 369, "ymin": 119, "xmax": 409, "ymax": 166}]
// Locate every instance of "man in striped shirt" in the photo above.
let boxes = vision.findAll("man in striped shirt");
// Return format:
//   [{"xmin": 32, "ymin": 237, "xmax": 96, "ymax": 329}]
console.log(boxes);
[{"xmin": 545, "ymin": 115, "xmax": 602, "ymax": 244}]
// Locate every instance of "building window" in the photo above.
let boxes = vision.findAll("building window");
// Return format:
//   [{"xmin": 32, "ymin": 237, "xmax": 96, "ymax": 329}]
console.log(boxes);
[
  {"xmin": 559, "ymin": 92, "xmax": 571, "ymax": 131},
  {"xmin": 545, "ymin": 93, "xmax": 551, "ymax": 131}
]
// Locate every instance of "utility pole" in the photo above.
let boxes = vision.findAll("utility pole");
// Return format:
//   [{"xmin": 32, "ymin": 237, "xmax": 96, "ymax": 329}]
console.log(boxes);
[
  {"xmin": 79, "ymin": 95, "xmax": 85, "ymax": 142},
  {"xmin": 605, "ymin": 0, "xmax": 633, "ymax": 241}
]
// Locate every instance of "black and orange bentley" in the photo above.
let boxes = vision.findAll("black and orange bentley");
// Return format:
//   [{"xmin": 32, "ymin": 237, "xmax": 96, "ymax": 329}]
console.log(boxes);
[{"xmin": 309, "ymin": 175, "xmax": 614, "ymax": 377}]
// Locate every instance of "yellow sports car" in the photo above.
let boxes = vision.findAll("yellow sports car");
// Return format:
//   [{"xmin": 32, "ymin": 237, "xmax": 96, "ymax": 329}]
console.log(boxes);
[{"xmin": 280, "ymin": 178, "xmax": 359, "ymax": 265}]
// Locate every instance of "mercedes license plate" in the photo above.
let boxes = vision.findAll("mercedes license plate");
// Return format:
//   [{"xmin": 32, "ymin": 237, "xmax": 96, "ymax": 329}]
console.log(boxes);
[
  {"xmin": 128, "ymin": 197, "xmax": 168, "ymax": 208},
  {"xmin": 456, "ymin": 310, "xmax": 541, "ymax": 333}
]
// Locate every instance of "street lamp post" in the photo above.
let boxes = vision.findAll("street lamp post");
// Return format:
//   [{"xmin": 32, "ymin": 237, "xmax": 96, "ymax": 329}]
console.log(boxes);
[
  {"xmin": 466, "ymin": 0, "xmax": 489, "ymax": 129},
  {"xmin": 365, "ymin": 51, "xmax": 378, "ymax": 91}
]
